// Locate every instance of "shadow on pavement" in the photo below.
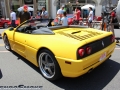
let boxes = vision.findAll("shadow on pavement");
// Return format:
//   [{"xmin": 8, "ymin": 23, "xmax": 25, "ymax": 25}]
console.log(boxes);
[
  {"xmin": 11, "ymin": 51, "xmax": 120, "ymax": 90},
  {"xmin": 0, "ymin": 69, "xmax": 3, "ymax": 79},
  {"xmin": 11, "ymin": 51, "xmax": 40, "ymax": 73},
  {"xmin": 52, "ymin": 59, "xmax": 120, "ymax": 90}
]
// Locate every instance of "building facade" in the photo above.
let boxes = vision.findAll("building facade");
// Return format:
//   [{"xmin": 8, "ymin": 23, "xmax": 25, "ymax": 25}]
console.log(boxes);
[
  {"xmin": 0, "ymin": 0, "xmax": 7, "ymax": 18},
  {"xmin": 0, "ymin": 0, "xmax": 51, "ymax": 19}
]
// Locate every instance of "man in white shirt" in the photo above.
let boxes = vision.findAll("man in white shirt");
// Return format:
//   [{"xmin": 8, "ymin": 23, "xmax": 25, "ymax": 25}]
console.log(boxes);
[
  {"xmin": 10, "ymin": 9, "xmax": 16, "ymax": 28},
  {"xmin": 88, "ymin": 7, "xmax": 93, "ymax": 28},
  {"xmin": 41, "ymin": 7, "xmax": 48, "ymax": 19},
  {"xmin": 57, "ymin": 5, "xmax": 65, "ymax": 18}
]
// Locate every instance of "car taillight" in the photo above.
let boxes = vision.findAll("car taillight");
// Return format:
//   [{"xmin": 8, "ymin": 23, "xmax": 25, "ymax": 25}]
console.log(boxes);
[
  {"xmin": 78, "ymin": 48, "xmax": 85, "ymax": 57},
  {"xmin": 111, "ymin": 35, "xmax": 115, "ymax": 42},
  {"xmin": 86, "ymin": 47, "xmax": 92, "ymax": 54}
]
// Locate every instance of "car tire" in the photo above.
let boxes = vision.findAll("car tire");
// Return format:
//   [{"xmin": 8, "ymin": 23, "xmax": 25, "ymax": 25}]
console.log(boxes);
[
  {"xmin": 38, "ymin": 49, "xmax": 62, "ymax": 81},
  {"xmin": 3, "ymin": 34, "xmax": 11, "ymax": 51},
  {"xmin": 3, "ymin": 23, "xmax": 8, "ymax": 28}
]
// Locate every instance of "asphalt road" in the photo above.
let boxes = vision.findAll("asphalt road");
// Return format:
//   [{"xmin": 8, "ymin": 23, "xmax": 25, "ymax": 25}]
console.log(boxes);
[{"xmin": 0, "ymin": 28, "xmax": 120, "ymax": 90}]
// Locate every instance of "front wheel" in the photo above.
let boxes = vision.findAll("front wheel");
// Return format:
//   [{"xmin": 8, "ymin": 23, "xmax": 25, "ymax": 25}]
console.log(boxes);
[
  {"xmin": 38, "ymin": 49, "xmax": 62, "ymax": 81},
  {"xmin": 3, "ymin": 35, "xmax": 11, "ymax": 51},
  {"xmin": 3, "ymin": 23, "xmax": 8, "ymax": 28}
]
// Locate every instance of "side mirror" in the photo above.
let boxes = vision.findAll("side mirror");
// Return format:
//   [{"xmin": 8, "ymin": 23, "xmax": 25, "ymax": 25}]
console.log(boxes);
[{"xmin": 9, "ymin": 27, "xmax": 14, "ymax": 31}]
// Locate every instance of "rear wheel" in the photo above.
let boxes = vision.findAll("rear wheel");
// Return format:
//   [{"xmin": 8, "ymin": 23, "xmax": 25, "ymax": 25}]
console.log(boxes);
[
  {"xmin": 38, "ymin": 49, "xmax": 62, "ymax": 81},
  {"xmin": 3, "ymin": 35, "xmax": 11, "ymax": 51}
]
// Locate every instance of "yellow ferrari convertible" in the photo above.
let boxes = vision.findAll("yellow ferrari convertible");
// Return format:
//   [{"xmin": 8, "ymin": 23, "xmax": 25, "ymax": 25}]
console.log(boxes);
[{"xmin": 2, "ymin": 19, "xmax": 116, "ymax": 81}]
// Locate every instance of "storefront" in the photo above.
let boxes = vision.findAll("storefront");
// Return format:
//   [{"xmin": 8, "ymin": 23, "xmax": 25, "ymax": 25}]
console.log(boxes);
[
  {"xmin": 3, "ymin": 0, "xmax": 50, "ymax": 19},
  {"xmin": 0, "ymin": 0, "xmax": 6, "ymax": 18}
]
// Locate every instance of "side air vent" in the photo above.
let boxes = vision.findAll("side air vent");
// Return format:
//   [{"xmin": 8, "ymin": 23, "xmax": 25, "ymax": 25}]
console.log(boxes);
[{"xmin": 57, "ymin": 31, "xmax": 102, "ymax": 41}]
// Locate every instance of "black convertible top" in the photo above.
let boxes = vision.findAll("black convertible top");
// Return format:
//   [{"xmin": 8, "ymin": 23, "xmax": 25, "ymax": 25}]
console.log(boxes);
[{"xmin": 32, "ymin": 28, "xmax": 55, "ymax": 34}]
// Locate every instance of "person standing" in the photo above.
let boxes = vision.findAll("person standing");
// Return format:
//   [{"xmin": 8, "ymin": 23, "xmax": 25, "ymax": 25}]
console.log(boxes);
[
  {"xmin": 41, "ymin": 7, "xmax": 48, "ymax": 19},
  {"xmin": 18, "ymin": 5, "xmax": 31, "ymax": 24},
  {"xmin": 61, "ymin": 12, "xmax": 68, "ymax": 26},
  {"xmin": 57, "ymin": 5, "xmax": 65, "ymax": 18},
  {"xmin": 10, "ymin": 9, "xmax": 16, "ymax": 28},
  {"xmin": 88, "ymin": 7, "xmax": 93, "ymax": 28},
  {"xmin": 74, "ymin": 7, "xmax": 81, "ymax": 23},
  {"xmin": 109, "ymin": 8, "xmax": 116, "ymax": 36},
  {"xmin": 37, "ymin": 10, "xmax": 41, "ymax": 16}
]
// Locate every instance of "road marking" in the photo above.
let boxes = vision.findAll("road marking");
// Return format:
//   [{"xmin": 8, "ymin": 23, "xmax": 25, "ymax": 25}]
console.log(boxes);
[
  {"xmin": 0, "ymin": 44, "xmax": 4, "ymax": 46},
  {"xmin": 0, "ymin": 51, "xmax": 9, "ymax": 53},
  {"xmin": 115, "ymin": 48, "xmax": 120, "ymax": 50}
]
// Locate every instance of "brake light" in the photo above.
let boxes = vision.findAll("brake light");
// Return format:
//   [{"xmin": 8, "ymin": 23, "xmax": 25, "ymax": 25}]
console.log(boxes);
[
  {"xmin": 86, "ymin": 47, "xmax": 92, "ymax": 54},
  {"xmin": 78, "ymin": 48, "xmax": 85, "ymax": 57},
  {"xmin": 111, "ymin": 35, "xmax": 115, "ymax": 42}
]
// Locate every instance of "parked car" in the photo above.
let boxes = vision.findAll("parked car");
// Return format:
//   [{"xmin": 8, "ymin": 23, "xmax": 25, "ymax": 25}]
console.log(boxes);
[
  {"xmin": 0, "ymin": 18, "xmax": 19, "ymax": 28},
  {"xmin": 0, "ymin": 18, "xmax": 10, "ymax": 28},
  {"xmin": 8, "ymin": 20, "xmax": 19, "ymax": 27},
  {"xmin": 2, "ymin": 19, "xmax": 116, "ymax": 81}
]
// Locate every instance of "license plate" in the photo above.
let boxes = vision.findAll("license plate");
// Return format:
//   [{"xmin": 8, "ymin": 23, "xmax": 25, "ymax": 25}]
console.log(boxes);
[{"xmin": 100, "ymin": 52, "xmax": 106, "ymax": 61}]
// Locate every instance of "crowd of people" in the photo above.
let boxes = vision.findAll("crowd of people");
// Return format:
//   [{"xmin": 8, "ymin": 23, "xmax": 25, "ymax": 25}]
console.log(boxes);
[
  {"xmin": 52, "ymin": 5, "xmax": 94, "ymax": 27},
  {"xmin": 9, "ymin": 4, "xmax": 96, "ymax": 28},
  {"xmin": 10, "ymin": 5, "xmax": 49, "ymax": 28},
  {"xmin": 9, "ymin": 4, "xmax": 95, "ymax": 28}
]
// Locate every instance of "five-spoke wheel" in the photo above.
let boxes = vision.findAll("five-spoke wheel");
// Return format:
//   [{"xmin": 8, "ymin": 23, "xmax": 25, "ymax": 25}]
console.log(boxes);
[
  {"xmin": 38, "ymin": 49, "xmax": 61, "ymax": 80},
  {"xmin": 3, "ymin": 35, "xmax": 11, "ymax": 51},
  {"xmin": 3, "ymin": 23, "xmax": 8, "ymax": 28}
]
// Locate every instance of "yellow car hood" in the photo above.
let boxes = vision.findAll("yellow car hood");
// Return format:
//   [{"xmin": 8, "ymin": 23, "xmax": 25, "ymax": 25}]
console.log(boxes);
[{"xmin": 53, "ymin": 28, "xmax": 112, "ymax": 45}]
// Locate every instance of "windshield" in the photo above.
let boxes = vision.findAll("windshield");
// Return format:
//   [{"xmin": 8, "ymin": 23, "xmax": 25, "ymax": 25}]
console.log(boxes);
[
  {"xmin": 24, "ymin": 19, "xmax": 51, "ymax": 28},
  {"xmin": 16, "ymin": 19, "xmax": 53, "ymax": 33}
]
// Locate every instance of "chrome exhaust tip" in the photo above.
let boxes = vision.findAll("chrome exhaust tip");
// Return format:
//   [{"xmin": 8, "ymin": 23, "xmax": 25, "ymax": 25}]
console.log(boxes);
[{"xmin": 87, "ymin": 68, "xmax": 94, "ymax": 73}]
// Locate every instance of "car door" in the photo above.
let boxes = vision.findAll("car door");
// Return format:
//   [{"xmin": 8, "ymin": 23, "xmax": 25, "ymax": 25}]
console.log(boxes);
[{"xmin": 12, "ymin": 22, "xmax": 30, "ymax": 58}]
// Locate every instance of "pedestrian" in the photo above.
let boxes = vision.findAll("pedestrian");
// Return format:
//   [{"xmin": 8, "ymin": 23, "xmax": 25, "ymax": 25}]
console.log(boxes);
[
  {"xmin": 109, "ymin": 8, "xmax": 116, "ymax": 36},
  {"xmin": 57, "ymin": 5, "xmax": 65, "ymax": 18},
  {"xmin": 41, "ymin": 7, "xmax": 48, "ymax": 19},
  {"xmin": 18, "ymin": 5, "xmax": 31, "ymax": 24},
  {"xmin": 37, "ymin": 10, "xmax": 41, "ymax": 16},
  {"xmin": 10, "ymin": 9, "xmax": 16, "ymax": 28},
  {"xmin": 61, "ymin": 12, "xmax": 68, "ymax": 26},
  {"xmin": 73, "ymin": 7, "xmax": 81, "ymax": 24},
  {"xmin": 88, "ymin": 7, "xmax": 93, "ymax": 28},
  {"xmin": 63, "ymin": 5, "xmax": 67, "ymax": 12}
]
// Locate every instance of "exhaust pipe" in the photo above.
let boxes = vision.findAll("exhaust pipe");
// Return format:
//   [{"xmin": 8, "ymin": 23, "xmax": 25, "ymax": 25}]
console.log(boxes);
[{"xmin": 87, "ymin": 68, "xmax": 94, "ymax": 73}]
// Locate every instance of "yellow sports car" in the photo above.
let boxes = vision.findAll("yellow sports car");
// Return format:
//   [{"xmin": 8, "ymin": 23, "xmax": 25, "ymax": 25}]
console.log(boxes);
[{"xmin": 2, "ymin": 19, "xmax": 116, "ymax": 81}]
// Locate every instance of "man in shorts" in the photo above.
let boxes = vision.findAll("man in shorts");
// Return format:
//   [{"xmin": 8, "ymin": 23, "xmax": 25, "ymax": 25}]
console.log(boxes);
[{"xmin": 88, "ymin": 7, "xmax": 93, "ymax": 28}]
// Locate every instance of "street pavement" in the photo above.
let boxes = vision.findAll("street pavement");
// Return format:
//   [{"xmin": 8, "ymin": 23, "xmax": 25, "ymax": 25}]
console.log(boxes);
[{"xmin": 0, "ymin": 27, "xmax": 120, "ymax": 90}]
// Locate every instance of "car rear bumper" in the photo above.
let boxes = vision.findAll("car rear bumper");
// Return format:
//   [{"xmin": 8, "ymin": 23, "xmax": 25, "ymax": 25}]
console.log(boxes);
[{"xmin": 56, "ymin": 42, "xmax": 116, "ymax": 77}]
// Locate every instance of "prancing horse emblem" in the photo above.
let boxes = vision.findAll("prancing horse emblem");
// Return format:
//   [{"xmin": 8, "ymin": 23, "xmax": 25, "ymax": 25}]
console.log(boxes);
[{"xmin": 102, "ymin": 41, "xmax": 104, "ymax": 47}]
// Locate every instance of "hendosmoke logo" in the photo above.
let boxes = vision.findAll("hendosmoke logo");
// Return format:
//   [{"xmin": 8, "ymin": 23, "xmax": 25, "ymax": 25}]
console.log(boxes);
[{"xmin": 0, "ymin": 85, "xmax": 43, "ymax": 89}]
